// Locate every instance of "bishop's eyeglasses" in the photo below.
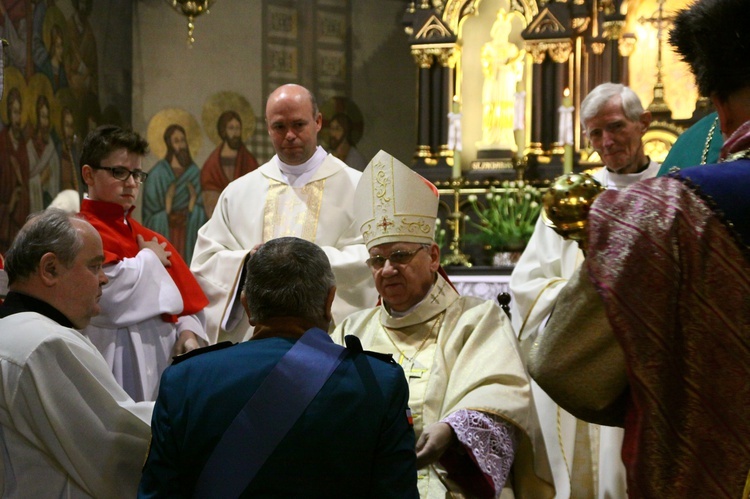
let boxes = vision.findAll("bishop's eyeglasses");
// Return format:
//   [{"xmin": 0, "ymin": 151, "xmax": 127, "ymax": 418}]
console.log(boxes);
[
  {"xmin": 91, "ymin": 165, "xmax": 149, "ymax": 183},
  {"xmin": 366, "ymin": 246, "xmax": 425, "ymax": 270}
]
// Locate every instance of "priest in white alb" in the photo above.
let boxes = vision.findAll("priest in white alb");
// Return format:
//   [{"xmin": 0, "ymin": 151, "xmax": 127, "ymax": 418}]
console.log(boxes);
[
  {"xmin": 191, "ymin": 84, "xmax": 377, "ymax": 343},
  {"xmin": 332, "ymin": 150, "xmax": 553, "ymax": 498},
  {"xmin": 509, "ymin": 83, "xmax": 659, "ymax": 498}
]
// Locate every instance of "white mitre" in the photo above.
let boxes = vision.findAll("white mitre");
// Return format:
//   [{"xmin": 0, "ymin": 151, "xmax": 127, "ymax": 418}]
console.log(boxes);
[{"xmin": 354, "ymin": 150, "xmax": 439, "ymax": 250}]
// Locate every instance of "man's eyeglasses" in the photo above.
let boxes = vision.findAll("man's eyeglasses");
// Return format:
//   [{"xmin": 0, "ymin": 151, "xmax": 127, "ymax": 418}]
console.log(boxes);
[
  {"xmin": 91, "ymin": 165, "xmax": 149, "ymax": 183},
  {"xmin": 366, "ymin": 246, "xmax": 424, "ymax": 270}
]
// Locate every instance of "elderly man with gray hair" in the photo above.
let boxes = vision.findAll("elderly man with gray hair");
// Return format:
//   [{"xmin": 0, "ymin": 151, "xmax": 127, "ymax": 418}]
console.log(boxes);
[
  {"xmin": 508, "ymin": 82, "xmax": 658, "ymax": 498},
  {"xmin": 0, "ymin": 209, "xmax": 153, "ymax": 498},
  {"xmin": 334, "ymin": 150, "xmax": 554, "ymax": 498},
  {"xmin": 140, "ymin": 236, "xmax": 418, "ymax": 498},
  {"xmin": 530, "ymin": 0, "xmax": 750, "ymax": 494}
]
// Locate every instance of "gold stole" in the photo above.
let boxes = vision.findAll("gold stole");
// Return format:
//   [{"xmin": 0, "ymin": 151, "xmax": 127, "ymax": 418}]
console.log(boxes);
[{"xmin": 263, "ymin": 179, "xmax": 326, "ymax": 242}]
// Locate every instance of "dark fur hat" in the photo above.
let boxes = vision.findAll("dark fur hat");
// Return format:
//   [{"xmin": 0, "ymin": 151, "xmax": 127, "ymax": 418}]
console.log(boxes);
[{"xmin": 669, "ymin": 0, "xmax": 750, "ymax": 99}]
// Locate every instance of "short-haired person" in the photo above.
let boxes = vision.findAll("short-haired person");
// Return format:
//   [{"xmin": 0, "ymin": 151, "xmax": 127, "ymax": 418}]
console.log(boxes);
[
  {"xmin": 139, "ymin": 237, "xmax": 418, "ymax": 498},
  {"xmin": 529, "ymin": 0, "xmax": 750, "ymax": 496},
  {"xmin": 191, "ymin": 83, "xmax": 377, "ymax": 343},
  {"xmin": 333, "ymin": 151, "xmax": 553, "ymax": 498},
  {"xmin": 509, "ymin": 83, "xmax": 658, "ymax": 498},
  {"xmin": 0, "ymin": 209, "xmax": 152, "ymax": 497},
  {"xmin": 79, "ymin": 125, "xmax": 209, "ymax": 401}
]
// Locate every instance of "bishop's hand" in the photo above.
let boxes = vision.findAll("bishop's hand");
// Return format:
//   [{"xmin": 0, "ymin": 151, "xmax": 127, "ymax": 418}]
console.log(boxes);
[{"xmin": 415, "ymin": 422, "xmax": 457, "ymax": 469}]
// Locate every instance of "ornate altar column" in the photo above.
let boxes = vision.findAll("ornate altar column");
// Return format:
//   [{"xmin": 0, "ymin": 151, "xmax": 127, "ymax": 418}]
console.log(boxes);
[
  {"xmin": 404, "ymin": 4, "xmax": 459, "ymax": 177},
  {"xmin": 413, "ymin": 50, "xmax": 433, "ymax": 161},
  {"xmin": 528, "ymin": 48, "xmax": 545, "ymax": 156},
  {"xmin": 410, "ymin": 45, "xmax": 459, "ymax": 166},
  {"xmin": 436, "ymin": 48, "xmax": 458, "ymax": 161},
  {"xmin": 549, "ymin": 43, "xmax": 573, "ymax": 155},
  {"xmin": 523, "ymin": 40, "xmax": 572, "ymax": 157}
]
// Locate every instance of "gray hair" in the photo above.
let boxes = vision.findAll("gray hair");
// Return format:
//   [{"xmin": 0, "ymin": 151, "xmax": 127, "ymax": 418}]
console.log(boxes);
[
  {"xmin": 243, "ymin": 237, "xmax": 335, "ymax": 325},
  {"xmin": 580, "ymin": 83, "xmax": 645, "ymax": 126},
  {"xmin": 5, "ymin": 209, "xmax": 84, "ymax": 286}
]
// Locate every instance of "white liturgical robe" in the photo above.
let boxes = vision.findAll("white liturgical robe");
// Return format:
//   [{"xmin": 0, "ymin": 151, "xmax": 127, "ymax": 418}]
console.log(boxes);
[
  {"xmin": 191, "ymin": 151, "xmax": 378, "ymax": 343},
  {"xmin": 509, "ymin": 161, "xmax": 659, "ymax": 498},
  {"xmin": 333, "ymin": 273, "xmax": 554, "ymax": 499},
  {"xmin": 0, "ymin": 312, "xmax": 153, "ymax": 497},
  {"xmin": 84, "ymin": 249, "xmax": 207, "ymax": 402}
]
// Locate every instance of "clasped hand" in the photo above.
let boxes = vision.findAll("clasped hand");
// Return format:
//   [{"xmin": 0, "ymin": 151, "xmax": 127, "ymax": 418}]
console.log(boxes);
[{"xmin": 137, "ymin": 234, "xmax": 172, "ymax": 267}]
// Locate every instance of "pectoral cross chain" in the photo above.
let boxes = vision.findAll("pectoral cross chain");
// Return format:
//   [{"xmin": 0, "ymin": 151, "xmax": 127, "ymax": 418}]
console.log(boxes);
[{"xmin": 396, "ymin": 354, "xmax": 429, "ymax": 379}]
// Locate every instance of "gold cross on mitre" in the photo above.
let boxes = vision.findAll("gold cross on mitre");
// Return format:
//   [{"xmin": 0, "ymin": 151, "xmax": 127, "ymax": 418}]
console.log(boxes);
[{"xmin": 377, "ymin": 216, "xmax": 394, "ymax": 232}]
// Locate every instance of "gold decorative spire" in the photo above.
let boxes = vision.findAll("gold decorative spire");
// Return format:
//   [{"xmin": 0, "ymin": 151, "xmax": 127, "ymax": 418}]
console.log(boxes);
[{"xmin": 639, "ymin": 0, "xmax": 675, "ymax": 115}]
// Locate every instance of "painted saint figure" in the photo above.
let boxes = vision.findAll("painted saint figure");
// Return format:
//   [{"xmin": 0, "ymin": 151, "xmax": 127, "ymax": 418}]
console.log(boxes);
[
  {"xmin": 200, "ymin": 110, "xmax": 259, "ymax": 218},
  {"xmin": 327, "ymin": 113, "xmax": 367, "ymax": 171},
  {"xmin": 26, "ymin": 94, "xmax": 60, "ymax": 211},
  {"xmin": 142, "ymin": 124, "xmax": 206, "ymax": 263},
  {"xmin": 0, "ymin": 88, "xmax": 30, "ymax": 252}
]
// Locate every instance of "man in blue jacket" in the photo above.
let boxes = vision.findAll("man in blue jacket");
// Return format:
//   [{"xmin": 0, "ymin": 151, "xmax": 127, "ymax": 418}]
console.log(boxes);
[{"xmin": 139, "ymin": 236, "xmax": 418, "ymax": 498}]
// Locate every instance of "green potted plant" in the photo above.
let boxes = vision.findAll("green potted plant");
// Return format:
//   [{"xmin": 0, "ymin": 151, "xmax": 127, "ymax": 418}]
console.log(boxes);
[{"xmin": 466, "ymin": 180, "xmax": 542, "ymax": 266}]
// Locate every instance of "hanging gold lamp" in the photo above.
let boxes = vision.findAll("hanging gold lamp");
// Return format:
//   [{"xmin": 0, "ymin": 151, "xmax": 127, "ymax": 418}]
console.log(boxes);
[{"xmin": 167, "ymin": 0, "xmax": 215, "ymax": 46}]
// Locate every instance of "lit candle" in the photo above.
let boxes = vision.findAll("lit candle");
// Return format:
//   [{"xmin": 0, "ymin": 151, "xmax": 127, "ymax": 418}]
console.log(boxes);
[
  {"xmin": 448, "ymin": 98, "xmax": 462, "ymax": 179},
  {"xmin": 559, "ymin": 88, "xmax": 574, "ymax": 174}
]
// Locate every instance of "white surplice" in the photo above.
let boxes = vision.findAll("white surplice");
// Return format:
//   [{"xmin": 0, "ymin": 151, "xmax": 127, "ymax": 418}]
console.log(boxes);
[
  {"xmin": 83, "ymin": 248, "xmax": 207, "ymax": 402},
  {"xmin": 0, "ymin": 312, "xmax": 153, "ymax": 498}
]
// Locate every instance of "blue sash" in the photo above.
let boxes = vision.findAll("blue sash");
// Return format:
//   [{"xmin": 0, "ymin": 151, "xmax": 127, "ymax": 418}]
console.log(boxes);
[
  {"xmin": 678, "ymin": 160, "xmax": 750, "ymax": 245},
  {"xmin": 193, "ymin": 328, "xmax": 347, "ymax": 498}
]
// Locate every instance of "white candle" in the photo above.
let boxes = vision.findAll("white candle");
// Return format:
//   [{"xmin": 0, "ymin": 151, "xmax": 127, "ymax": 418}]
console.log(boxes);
[
  {"xmin": 559, "ymin": 88, "xmax": 574, "ymax": 174},
  {"xmin": 448, "ymin": 98, "xmax": 463, "ymax": 179}
]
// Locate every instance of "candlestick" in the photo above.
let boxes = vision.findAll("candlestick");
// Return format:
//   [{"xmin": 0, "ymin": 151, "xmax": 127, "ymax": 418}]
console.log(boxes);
[
  {"xmin": 441, "ymin": 179, "xmax": 472, "ymax": 268},
  {"xmin": 452, "ymin": 147, "xmax": 462, "ymax": 179},
  {"xmin": 513, "ymin": 87, "xmax": 526, "ymax": 159}
]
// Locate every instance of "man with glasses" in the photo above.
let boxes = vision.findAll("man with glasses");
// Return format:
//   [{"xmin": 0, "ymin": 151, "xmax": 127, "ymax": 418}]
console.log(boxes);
[
  {"xmin": 332, "ymin": 150, "xmax": 553, "ymax": 498},
  {"xmin": 78, "ymin": 125, "xmax": 209, "ymax": 402}
]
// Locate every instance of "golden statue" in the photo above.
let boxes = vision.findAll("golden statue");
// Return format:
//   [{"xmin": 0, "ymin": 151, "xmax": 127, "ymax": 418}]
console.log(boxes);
[{"xmin": 478, "ymin": 9, "xmax": 525, "ymax": 151}]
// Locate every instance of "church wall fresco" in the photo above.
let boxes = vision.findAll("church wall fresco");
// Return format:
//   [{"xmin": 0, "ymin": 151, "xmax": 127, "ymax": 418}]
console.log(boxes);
[
  {"xmin": 0, "ymin": 0, "xmax": 132, "ymax": 253},
  {"xmin": 0, "ymin": 0, "xmax": 415, "ymax": 261}
]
